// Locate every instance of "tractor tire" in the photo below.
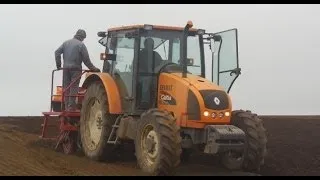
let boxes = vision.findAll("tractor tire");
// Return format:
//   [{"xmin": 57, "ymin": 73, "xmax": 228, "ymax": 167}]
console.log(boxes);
[
  {"xmin": 80, "ymin": 82, "xmax": 119, "ymax": 162},
  {"xmin": 221, "ymin": 110, "xmax": 267, "ymax": 172},
  {"xmin": 135, "ymin": 109, "xmax": 182, "ymax": 176}
]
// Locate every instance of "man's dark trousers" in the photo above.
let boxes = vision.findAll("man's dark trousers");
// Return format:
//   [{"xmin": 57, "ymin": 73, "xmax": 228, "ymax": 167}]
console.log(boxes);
[{"xmin": 62, "ymin": 69, "xmax": 81, "ymax": 111}]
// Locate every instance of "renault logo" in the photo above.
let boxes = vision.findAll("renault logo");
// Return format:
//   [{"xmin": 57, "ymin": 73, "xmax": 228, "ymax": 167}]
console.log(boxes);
[{"xmin": 214, "ymin": 97, "xmax": 220, "ymax": 105}]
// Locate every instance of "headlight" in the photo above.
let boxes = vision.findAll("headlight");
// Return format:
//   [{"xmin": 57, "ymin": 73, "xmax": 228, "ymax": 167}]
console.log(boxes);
[{"xmin": 203, "ymin": 111, "xmax": 209, "ymax": 117}]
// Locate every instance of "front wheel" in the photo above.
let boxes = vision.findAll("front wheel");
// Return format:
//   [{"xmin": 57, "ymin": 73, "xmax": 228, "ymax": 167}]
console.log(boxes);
[
  {"xmin": 135, "ymin": 109, "xmax": 182, "ymax": 176},
  {"xmin": 221, "ymin": 110, "xmax": 267, "ymax": 172}
]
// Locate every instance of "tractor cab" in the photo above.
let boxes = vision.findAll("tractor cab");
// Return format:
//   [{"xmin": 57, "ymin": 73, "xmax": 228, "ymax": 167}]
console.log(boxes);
[{"xmin": 97, "ymin": 22, "xmax": 241, "ymax": 113}]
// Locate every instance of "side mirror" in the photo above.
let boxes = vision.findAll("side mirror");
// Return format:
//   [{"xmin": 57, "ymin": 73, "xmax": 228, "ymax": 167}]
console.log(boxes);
[
  {"xmin": 212, "ymin": 35, "xmax": 222, "ymax": 42},
  {"xmin": 100, "ymin": 53, "xmax": 117, "ymax": 61},
  {"xmin": 97, "ymin": 31, "xmax": 107, "ymax": 37}
]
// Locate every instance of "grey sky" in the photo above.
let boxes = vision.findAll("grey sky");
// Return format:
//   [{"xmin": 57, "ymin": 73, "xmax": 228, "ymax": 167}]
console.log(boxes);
[{"xmin": 0, "ymin": 4, "xmax": 319, "ymax": 116}]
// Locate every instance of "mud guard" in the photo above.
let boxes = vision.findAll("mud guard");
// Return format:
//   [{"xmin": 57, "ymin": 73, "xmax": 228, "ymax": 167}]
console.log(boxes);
[{"xmin": 82, "ymin": 73, "xmax": 122, "ymax": 114}]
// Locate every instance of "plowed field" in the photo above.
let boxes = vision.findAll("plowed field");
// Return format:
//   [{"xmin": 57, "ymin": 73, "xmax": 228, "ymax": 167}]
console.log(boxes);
[{"xmin": 0, "ymin": 116, "xmax": 319, "ymax": 176}]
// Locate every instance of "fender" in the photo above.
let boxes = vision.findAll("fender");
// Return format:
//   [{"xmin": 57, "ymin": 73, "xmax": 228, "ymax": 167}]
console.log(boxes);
[{"xmin": 82, "ymin": 73, "xmax": 122, "ymax": 114}]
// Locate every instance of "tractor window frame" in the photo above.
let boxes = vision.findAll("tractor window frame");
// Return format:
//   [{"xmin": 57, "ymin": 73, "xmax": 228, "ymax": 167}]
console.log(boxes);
[
  {"xmin": 105, "ymin": 30, "xmax": 141, "ymax": 113},
  {"xmin": 138, "ymin": 29, "xmax": 205, "ymax": 77}
]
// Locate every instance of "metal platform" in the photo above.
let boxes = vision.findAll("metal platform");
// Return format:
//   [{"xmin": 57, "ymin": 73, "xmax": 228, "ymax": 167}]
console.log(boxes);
[{"xmin": 40, "ymin": 68, "xmax": 90, "ymax": 154}]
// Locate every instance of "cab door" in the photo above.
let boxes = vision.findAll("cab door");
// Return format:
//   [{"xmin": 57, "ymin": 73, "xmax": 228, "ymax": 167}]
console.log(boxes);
[{"xmin": 209, "ymin": 28, "xmax": 241, "ymax": 93}]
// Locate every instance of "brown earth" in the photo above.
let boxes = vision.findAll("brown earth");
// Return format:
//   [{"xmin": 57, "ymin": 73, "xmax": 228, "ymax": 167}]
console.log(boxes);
[{"xmin": 0, "ymin": 115, "xmax": 319, "ymax": 176}]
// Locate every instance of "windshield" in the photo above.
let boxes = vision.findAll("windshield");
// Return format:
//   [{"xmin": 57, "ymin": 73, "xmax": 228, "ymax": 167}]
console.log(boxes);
[
  {"xmin": 100, "ymin": 30, "xmax": 203, "ymax": 76},
  {"xmin": 140, "ymin": 30, "xmax": 202, "ymax": 76},
  {"xmin": 171, "ymin": 35, "xmax": 202, "ymax": 76},
  {"xmin": 140, "ymin": 30, "xmax": 180, "ymax": 61},
  {"xmin": 140, "ymin": 37, "xmax": 172, "ymax": 61}
]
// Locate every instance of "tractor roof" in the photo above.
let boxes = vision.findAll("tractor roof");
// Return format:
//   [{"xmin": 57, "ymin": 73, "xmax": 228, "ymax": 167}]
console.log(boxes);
[{"xmin": 107, "ymin": 24, "xmax": 198, "ymax": 32}]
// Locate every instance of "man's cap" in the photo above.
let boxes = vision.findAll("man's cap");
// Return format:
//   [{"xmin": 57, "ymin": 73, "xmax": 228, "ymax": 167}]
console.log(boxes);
[{"xmin": 75, "ymin": 29, "xmax": 86, "ymax": 39}]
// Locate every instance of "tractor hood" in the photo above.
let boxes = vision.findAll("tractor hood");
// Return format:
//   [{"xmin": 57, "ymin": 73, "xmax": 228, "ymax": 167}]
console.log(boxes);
[{"xmin": 171, "ymin": 73, "xmax": 224, "ymax": 91}]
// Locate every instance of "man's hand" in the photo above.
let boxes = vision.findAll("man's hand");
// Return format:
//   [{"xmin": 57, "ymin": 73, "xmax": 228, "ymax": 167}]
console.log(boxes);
[{"xmin": 91, "ymin": 67, "xmax": 101, "ymax": 72}]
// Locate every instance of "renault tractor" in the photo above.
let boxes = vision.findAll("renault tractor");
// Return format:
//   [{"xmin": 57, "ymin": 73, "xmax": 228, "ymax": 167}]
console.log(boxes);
[{"xmin": 42, "ymin": 21, "xmax": 267, "ymax": 176}]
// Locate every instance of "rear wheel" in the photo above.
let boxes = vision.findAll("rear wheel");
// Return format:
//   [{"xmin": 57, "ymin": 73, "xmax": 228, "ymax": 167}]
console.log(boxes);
[
  {"xmin": 135, "ymin": 109, "xmax": 182, "ymax": 176},
  {"xmin": 221, "ymin": 110, "xmax": 267, "ymax": 171},
  {"xmin": 80, "ymin": 82, "xmax": 118, "ymax": 161}
]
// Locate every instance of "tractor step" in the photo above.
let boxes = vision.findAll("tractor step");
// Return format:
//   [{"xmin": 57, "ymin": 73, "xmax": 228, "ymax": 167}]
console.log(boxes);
[{"xmin": 107, "ymin": 116, "xmax": 122, "ymax": 144}]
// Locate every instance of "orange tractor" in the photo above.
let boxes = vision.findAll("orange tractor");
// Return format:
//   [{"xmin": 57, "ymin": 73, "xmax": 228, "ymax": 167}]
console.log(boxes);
[{"xmin": 41, "ymin": 21, "xmax": 267, "ymax": 175}]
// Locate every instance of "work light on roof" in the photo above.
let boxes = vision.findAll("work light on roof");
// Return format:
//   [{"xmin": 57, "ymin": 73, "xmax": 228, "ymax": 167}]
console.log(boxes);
[{"xmin": 143, "ymin": 24, "xmax": 153, "ymax": 31}]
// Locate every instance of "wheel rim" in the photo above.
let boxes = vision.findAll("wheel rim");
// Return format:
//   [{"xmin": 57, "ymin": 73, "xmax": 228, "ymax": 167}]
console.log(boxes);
[
  {"xmin": 85, "ymin": 97, "xmax": 103, "ymax": 151},
  {"xmin": 140, "ymin": 124, "xmax": 159, "ymax": 166}
]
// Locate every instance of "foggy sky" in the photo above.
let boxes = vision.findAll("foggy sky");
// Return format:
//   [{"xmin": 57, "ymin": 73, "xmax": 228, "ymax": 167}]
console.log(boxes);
[{"xmin": 0, "ymin": 4, "xmax": 319, "ymax": 116}]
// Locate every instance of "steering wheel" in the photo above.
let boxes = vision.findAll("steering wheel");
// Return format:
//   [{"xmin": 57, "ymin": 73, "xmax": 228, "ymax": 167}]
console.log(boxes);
[{"xmin": 154, "ymin": 61, "xmax": 179, "ymax": 74}]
